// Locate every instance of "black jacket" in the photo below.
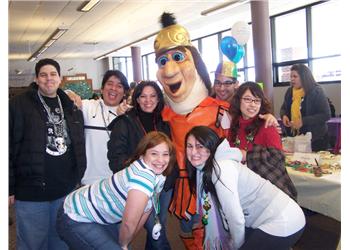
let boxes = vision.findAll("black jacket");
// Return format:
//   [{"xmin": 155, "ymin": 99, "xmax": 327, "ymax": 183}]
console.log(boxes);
[
  {"xmin": 107, "ymin": 109, "xmax": 177, "ymax": 191},
  {"xmin": 9, "ymin": 83, "xmax": 87, "ymax": 200},
  {"xmin": 280, "ymin": 85, "xmax": 331, "ymax": 142}
]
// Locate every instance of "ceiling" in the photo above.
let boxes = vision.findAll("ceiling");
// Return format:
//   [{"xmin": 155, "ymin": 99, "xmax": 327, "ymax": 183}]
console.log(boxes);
[{"xmin": 8, "ymin": 0, "xmax": 319, "ymax": 75}]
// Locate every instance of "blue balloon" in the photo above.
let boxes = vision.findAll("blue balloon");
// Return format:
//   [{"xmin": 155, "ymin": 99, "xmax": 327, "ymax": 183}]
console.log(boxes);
[
  {"xmin": 220, "ymin": 36, "xmax": 239, "ymax": 62},
  {"xmin": 232, "ymin": 45, "xmax": 245, "ymax": 63}
]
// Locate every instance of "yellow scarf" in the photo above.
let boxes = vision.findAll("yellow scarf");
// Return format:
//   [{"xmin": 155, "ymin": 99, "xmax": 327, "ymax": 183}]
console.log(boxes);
[{"xmin": 291, "ymin": 87, "xmax": 304, "ymax": 135}]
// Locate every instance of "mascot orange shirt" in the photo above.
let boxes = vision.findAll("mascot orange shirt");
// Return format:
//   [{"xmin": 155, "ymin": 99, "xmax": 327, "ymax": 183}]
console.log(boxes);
[{"xmin": 154, "ymin": 13, "xmax": 230, "ymax": 219}]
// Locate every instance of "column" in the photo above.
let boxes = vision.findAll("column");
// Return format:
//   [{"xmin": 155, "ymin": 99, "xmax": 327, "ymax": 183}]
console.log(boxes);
[
  {"xmin": 131, "ymin": 46, "xmax": 142, "ymax": 82},
  {"xmin": 250, "ymin": 1, "xmax": 274, "ymax": 110}
]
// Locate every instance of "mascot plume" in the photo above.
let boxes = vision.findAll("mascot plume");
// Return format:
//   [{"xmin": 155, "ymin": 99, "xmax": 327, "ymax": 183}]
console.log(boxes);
[{"xmin": 154, "ymin": 13, "xmax": 230, "ymax": 247}]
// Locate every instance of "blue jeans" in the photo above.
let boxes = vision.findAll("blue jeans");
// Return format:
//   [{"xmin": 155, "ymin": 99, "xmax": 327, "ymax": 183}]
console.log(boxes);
[
  {"xmin": 144, "ymin": 188, "xmax": 173, "ymax": 250},
  {"xmin": 15, "ymin": 197, "xmax": 68, "ymax": 250},
  {"xmin": 56, "ymin": 204, "xmax": 123, "ymax": 250}
]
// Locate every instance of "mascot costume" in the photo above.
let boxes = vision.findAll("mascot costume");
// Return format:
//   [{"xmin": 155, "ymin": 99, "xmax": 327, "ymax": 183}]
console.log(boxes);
[{"xmin": 154, "ymin": 12, "xmax": 230, "ymax": 249}]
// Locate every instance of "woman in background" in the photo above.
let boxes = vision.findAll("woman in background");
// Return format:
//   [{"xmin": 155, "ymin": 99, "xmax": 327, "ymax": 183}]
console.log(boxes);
[{"xmin": 280, "ymin": 64, "xmax": 330, "ymax": 151}]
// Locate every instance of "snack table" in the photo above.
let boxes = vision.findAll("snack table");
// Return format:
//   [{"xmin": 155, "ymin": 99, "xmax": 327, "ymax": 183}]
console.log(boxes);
[{"xmin": 286, "ymin": 167, "xmax": 341, "ymax": 221}]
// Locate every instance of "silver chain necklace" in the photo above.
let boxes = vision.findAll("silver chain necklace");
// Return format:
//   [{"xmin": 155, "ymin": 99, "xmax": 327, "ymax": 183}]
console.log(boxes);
[{"xmin": 38, "ymin": 90, "xmax": 67, "ymax": 154}]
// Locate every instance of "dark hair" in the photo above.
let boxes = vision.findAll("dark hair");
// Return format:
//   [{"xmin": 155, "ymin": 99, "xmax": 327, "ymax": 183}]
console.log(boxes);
[
  {"xmin": 101, "ymin": 70, "xmax": 129, "ymax": 91},
  {"xmin": 125, "ymin": 131, "xmax": 176, "ymax": 176},
  {"xmin": 185, "ymin": 126, "xmax": 223, "ymax": 210},
  {"xmin": 229, "ymin": 81, "xmax": 272, "ymax": 143},
  {"xmin": 35, "ymin": 58, "xmax": 60, "ymax": 77},
  {"xmin": 290, "ymin": 64, "xmax": 317, "ymax": 94},
  {"xmin": 131, "ymin": 80, "xmax": 165, "ymax": 118}
]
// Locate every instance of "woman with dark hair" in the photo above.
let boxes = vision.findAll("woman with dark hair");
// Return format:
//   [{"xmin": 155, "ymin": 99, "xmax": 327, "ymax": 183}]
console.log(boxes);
[
  {"xmin": 57, "ymin": 131, "xmax": 175, "ymax": 250},
  {"xmin": 107, "ymin": 80, "xmax": 175, "ymax": 250},
  {"xmin": 280, "ymin": 64, "xmax": 331, "ymax": 151},
  {"xmin": 228, "ymin": 82, "xmax": 297, "ymax": 200},
  {"xmin": 185, "ymin": 126, "xmax": 305, "ymax": 250}
]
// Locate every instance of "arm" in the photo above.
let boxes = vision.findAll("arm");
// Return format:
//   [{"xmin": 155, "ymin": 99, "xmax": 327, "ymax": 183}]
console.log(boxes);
[
  {"xmin": 301, "ymin": 87, "xmax": 331, "ymax": 126},
  {"xmin": 214, "ymin": 161, "xmax": 245, "ymax": 249},
  {"xmin": 107, "ymin": 117, "xmax": 131, "ymax": 173},
  {"xmin": 119, "ymin": 189, "xmax": 150, "ymax": 249},
  {"xmin": 9, "ymin": 98, "xmax": 23, "ymax": 200},
  {"xmin": 65, "ymin": 89, "xmax": 82, "ymax": 109}
]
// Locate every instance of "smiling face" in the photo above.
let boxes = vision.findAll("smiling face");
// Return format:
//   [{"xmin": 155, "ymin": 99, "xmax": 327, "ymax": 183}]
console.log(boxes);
[
  {"xmin": 137, "ymin": 86, "xmax": 159, "ymax": 113},
  {"xmin": 186, "ymin": 135, "xmax": 210, "ymax": 167},
  {"xmin": 36, "ymin": 65, "xmax": 61, "ymax": 97},
  {"xmin": 156, "ymin": 48, "xmax": 197, "ymax": 103},
  {"xmin": 142, "ymin": 142, "xmax": 170, "ymax": 175},
  {"xmin": 240, "ymin": 89, "xmax": 262, "ymax": 120},
  {"xmin": 213, "ymin": 74, "xmax": 239, "ymax": 102},
  {"xmin": 101, "ymin": 75, "xmax": 125, "ymax": 106}
]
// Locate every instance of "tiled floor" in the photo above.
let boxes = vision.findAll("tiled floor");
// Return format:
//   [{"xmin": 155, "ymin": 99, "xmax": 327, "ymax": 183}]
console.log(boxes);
[{"xmin": 9, "ymin": 207, "xmax": 340, "ymax": 250}]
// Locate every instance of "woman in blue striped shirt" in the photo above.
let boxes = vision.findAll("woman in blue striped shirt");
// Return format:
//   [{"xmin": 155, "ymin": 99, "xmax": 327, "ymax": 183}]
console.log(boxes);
[{"xmin": 56, "ymin": 131, "xmax": 176, "ymax": 250}]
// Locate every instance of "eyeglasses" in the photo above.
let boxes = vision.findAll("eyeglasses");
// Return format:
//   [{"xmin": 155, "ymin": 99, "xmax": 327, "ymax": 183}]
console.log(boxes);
[
  {"xmin": 241, "ymin": 97, "xmax": 262, "ymax": 105},
  {"xmin": 214, "ymin": 79, "xmax": 237, "ymax": 87}
]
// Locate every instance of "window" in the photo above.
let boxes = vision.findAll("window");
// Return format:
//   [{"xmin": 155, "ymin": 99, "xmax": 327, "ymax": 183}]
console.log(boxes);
[
  {"xmin": 311, "ymin": 1, "xmax": 341, "ymax": 57},
  {"xmin": 201, "ymin": 35, "xmax": 220, "ymax": 83},
  {"xmin": 275, "ymin": 10, "xmax": 307, "ymax": 62},
  {"xmin": 112, "ymin": 56, "xmax": 133, "ymax": 81}
]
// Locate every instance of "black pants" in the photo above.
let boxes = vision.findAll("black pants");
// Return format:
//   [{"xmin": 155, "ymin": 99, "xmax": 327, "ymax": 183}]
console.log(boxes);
[{"xmin": 239, "ymin": 227, "xmax": 304, "ymax": 250}]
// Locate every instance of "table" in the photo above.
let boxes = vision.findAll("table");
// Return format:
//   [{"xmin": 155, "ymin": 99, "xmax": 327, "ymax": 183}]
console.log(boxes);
[{"xmin": 286, "ymin": 167, "xmax": 341, "ymax": 221}]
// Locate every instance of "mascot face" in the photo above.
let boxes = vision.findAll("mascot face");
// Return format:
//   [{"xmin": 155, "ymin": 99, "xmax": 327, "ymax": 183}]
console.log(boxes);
[{"xmin": 156, "ymin": 48, "xmax": 197, "ymax": 103}]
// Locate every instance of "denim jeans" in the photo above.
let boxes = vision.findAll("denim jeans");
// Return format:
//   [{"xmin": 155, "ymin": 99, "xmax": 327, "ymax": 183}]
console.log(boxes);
[
  {"xmin": 15, "ymin": 197, "xmax": 68, "ymax": 250},
  {"xmin": 144, "ymin": 188, "xmax": 173, "ymax": 250},
  {"xmin": 56, "ymin": 204, "xmax": 123, "ymax": 250}
]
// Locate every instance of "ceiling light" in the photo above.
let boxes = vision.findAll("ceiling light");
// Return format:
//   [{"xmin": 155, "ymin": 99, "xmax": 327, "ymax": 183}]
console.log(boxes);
[
  {"xmin": 78, "ymin": 0, "xmax": 101, "ymax": 12},
  {"xmin": 201, "ymin": 0, "xmax": 249, "ymax": 16},
  {"xmin": 27, "ymin": 28, "xmax": 68, "ymax": 62}
]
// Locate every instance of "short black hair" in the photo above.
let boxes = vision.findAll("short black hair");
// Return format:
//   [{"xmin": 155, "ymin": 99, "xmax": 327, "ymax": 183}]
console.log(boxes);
[
  {"xmin": 101, "ymin": 70, "xmax": 129, "ymax": 91},
  {"xmin": 35, "ymin": 58, "xmax": 61, "ymax": 77}
]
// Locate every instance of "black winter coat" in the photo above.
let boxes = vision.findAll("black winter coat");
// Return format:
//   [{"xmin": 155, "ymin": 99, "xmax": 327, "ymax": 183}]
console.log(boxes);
[
  {"xmin": 280, "ymin": 85, "xmax": 331, "ymax": 143},
  {"xmin": 107, "ymin": 109, "xmax": 177, "ymax": 191},
  {"xmin": 9, "ymin": 83, "xmax": 86, "ymax": 199}
]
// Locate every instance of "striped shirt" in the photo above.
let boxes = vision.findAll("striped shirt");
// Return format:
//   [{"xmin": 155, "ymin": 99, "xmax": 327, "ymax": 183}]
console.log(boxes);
[{"xmin": 64, "ymin": 159, "xmax": 165, "ymax": 224}]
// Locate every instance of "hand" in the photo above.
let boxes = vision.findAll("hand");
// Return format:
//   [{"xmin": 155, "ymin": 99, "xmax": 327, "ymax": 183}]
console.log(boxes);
[
  {"xmin": 291, "ymin": 119, "xmax": 303, "ymax": 129},
  {"xmin": 282, "ymin": 115, "xmax": 291, "ymax": 127},
  {"xmin": 9, "ymin": 195, "xmax": 15, "ymax": 206},
  {"xmin": 259, "ymin": 114, "xmax": 278, "ymax": 128},
  {"xmin": 65, "ymin": 90, "xmax": 82, "ymax": 109},
  {"xmin": 240, "ymin": 149, "xmax": 247, "ymax": 162},
  {"xmin": 116, "ymin": 99, "xmax": 132, "ymax": 115}
]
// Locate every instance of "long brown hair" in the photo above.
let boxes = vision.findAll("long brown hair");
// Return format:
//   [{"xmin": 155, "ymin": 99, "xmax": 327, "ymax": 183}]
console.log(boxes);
[
  {"xmin": 229, "ymin": 81, "xmax": 272, "ymax": 143},
  {"xmin": 125, "ymin": 131, "xmax": 176, "ymax": 176},
  {"xmin": 290, "ymin": 64, "xmax": 317, "ymax": 94}
]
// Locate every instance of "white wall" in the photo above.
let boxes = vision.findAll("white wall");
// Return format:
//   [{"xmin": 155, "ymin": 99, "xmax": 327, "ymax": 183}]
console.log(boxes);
[
  {"xmin": 273, "ymin": 84, "xmax": 341, "ymax": 118},
  {"xmin": 9, "ymin": 58, "xmax": 109, "ymax": 90}
]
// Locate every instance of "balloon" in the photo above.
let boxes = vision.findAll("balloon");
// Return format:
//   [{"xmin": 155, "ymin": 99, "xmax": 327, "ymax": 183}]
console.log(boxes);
[
  {"xmin": 220, "ymin": 36, "xmax": 239, "ymax": 62},
  {"xmin": 232, "ymin": 45, "xmax": 245, "ymax": 63},
  {"xmin": 231, "ymin": 21, "xmax": 250, "ymax": 45}
]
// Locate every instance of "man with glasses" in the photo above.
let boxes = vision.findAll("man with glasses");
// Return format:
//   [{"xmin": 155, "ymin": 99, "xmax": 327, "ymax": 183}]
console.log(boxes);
[{"xmin": 212, "ymin": 61, "xmax": 239, "ymax": 103}]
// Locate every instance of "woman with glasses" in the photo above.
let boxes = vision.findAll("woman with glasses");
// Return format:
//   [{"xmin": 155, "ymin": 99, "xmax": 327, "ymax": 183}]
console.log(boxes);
[
  {"xmin": 228, "ymin": 81, "xmax": 297, "ymax": 200},
  {"xmin": 185, "ymin": 126, "xmax": 305, "ymax": 250}
]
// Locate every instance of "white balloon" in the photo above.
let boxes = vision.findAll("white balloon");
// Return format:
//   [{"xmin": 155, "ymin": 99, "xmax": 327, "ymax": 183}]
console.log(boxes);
[{"xmin": 231, "ymin": 21, "xmax": 250, "ymax": 45}]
